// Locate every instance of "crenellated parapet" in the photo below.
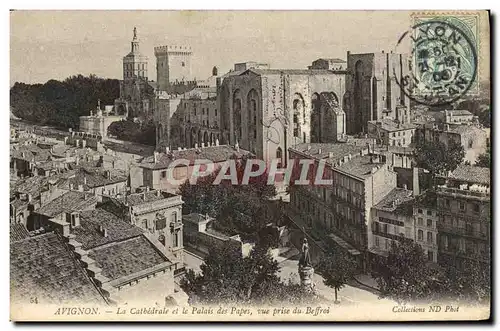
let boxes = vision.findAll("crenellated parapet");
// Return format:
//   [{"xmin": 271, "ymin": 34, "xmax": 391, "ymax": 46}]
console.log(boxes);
[{"xmin": 154, "ymin": 45, "xmax": 193, "ymax": 56}]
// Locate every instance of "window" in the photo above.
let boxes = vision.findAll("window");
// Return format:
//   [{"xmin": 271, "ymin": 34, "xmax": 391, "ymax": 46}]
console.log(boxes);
[
  {"xmin": 181, "ymin": 61, "xmax": 185, "ymax": 67},
  {"xmin": 417, "ymin": 229, "xmax": 423, "ymax": 241},
  {"xmin": 383, "ymin": 223, "xmax": 388, "ymax": 233},
  {"xmin": 375, "ymin": 236, "xmax": 380, "ymax": 247},
  {"xmin": 427, "ymin": 219, "xmax": 433, "ymax": 228},
  {"xmin": 427, "ymin": 250, "xmax": 434, "ymax": 262},
  {"xmin": 459, "ymin": 202, "xmax": 465, "ymax": 210},
  {"xmin": 385, "ymin": 239, "xmax": 389, "ymax": 250},
  {"xmin": 418, "ymin": 217, "xmax": 424, "ymax": 226},
  {"xmin": 427, "ymin": 231, "xmax": 433, "ymax": 243},
  {"xmin": 142, "ymin": 219, "xmax": 148, "ymax": 229},
  {"xmin": 161, "ymin": 171, "xmax": 167, "ymax": 179},
  {"xmin": 426, "ymin": 210, "xmax": 432, "ymax": 216},
  {"xmin": 174, "ymin": 231, "xmax": 179, "ymax": 247},
  {"xmin": 253, "ymin": 129, "xmax": 257, "ymax": 139},
  {"xmin": 445, "ymin": 199, "xmax": 450, "ymax": 208},
  {"xmin": 171, "ymin": 211, "xmax": 178, "ymax": 223},
  {"xmin": 418, "ymin": 208, "xmax": 423, "ymax": 214},
  {"xmin": 472, "ymin": 204, "xmax": 480, "ymax": 213}
]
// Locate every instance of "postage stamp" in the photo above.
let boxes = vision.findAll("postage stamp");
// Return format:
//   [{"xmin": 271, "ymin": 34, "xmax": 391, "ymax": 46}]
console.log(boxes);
[{"xmin": 394, "ymin": 13, "xmax": 480, "ymax": 106}]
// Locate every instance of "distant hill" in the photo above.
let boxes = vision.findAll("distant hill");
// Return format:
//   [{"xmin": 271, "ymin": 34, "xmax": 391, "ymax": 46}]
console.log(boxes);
[{"xmin": 10, "ymin": 74, "xmax": 120, "ymax": 129}]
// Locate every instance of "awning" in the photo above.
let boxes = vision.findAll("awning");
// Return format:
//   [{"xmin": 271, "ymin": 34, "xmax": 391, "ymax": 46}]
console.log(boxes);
[{"xmin": 328, "ymin": 233, "xmax": 361, "ymax": 256}]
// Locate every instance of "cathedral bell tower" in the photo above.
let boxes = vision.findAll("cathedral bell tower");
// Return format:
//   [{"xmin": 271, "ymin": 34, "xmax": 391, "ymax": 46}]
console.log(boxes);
[{"xmin": 122, "ymin": 27, "xmax": 148, "ymax": 81}]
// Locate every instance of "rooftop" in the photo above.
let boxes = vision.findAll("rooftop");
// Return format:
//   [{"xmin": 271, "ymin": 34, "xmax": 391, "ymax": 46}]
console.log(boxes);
[
  {"xmin": 35, "ymin": 191, "xmax": 97, "ymax": 218},
  {"xmin": 374, "ymin": 188, "xmax": 414, "ymax": 214},
  {"xmin": 445, "ymin": 165, "xmax": 490, "ymax": 185},
  {"xmin": 337, "ymin": 154, "xmax": 386, "ymax": 179},
  {"xmin": 88, "ymin": 236, "xmax": 168, "ymax": 281},
  {"xmin": 316, "ymin": 58, "xmax": 346, "ymax": 63},
  {"xmin": 10, "ymin": 223, "xmax": 30, "ymax": 242},
  {"xmin": 140, "ymin": 145, "xmax": 252, "ymax": 170},
  {"xmin": 116, "ymin": 190, "xmax": 178, "ymax": 206},
  {"xmin": 73, "ymin": 209, "xmax": 144, "ymax": 250},
  {"xmin": 102, "ymin": 140, "xmax": 155, "ymax": 157},
  {"xmin": 290, "ymin": 143, "xmax": 364, "ymax": 164},
  {"xmin": 368, "ymin": 118, "xmax": 417, "ymax": 132},
  {"xmin": 10, "ymin": 233, "xmax": 105, "ymax": 305},
  {"xmin": 63, "ymin": 168, "xmax": 128, "ymax": 190}
]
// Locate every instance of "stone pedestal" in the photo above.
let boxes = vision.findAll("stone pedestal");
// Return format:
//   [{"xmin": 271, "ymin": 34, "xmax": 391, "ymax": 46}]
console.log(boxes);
[{"xmin": 299, "ymin": 265, "xmax": 315, "ymax": 292}]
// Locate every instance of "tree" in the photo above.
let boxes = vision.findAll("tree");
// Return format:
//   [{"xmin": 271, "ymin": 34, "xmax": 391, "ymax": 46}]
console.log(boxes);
[
  {"xmin": 475, "ymin": 147, "xmax": 491, "ymax": 168},
  {"xmin": 180, "ymin": 243, "xmax": 316, "ymax": 305},
  {"xmin": 372, "ymin": 240, "xmax": 443, "ymax": 304},
  {"xmin": 317, "ymin": 251, "xmax": 357, "ymax": 303},
  {"xmin": 441, "ymin": 257, "xmax": 491, "ymax": 304},
  {"xmin": 415, "ymin": 139, "xmax": 465, "ymax": 178},
  {"xmin": 10, "ymin": 75, "xmax": 120, "ymax": 129}
]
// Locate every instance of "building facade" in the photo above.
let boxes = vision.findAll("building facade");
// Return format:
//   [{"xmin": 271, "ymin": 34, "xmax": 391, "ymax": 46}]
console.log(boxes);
[
  {"xmin": 436, "ymin": 165, "xmax": 490, "ymax": 267},
  {"xmin": 218, "ymin": 63, "xmax": 348, "ymax": 163},
  {"xmin": 344, "ymin": 51, "xmax": 411, "ymax": 134}
]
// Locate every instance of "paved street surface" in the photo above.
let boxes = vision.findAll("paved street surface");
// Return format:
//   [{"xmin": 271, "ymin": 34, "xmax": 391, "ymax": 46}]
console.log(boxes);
[{"xmin": 277, "ymin": 256, "xmax": 395, "ymax": 306}]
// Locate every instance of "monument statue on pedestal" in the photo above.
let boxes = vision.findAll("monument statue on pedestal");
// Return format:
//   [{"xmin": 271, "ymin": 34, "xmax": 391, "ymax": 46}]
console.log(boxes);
[{"xmin": 298, "ymin": 238, "xmax": 315, "ymax": 292}]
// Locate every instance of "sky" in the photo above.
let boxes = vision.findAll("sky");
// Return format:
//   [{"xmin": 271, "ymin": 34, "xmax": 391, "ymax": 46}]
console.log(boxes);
[{"xmin": 10, "ymin": 10, "xmax": 490, "ymax": 87}]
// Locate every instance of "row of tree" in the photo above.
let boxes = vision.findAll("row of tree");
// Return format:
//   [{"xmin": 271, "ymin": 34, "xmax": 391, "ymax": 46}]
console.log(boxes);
[{"xmin": 10, "ymin": 75, "xmax": 120, "ymax": 129}]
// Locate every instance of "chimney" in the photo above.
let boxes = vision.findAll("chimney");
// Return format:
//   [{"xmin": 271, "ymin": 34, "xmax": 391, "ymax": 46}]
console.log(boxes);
[
  {"xmin": 348, "ymin": 153, "xmax": 352, "ymax": 160},
  {"xmin": 143, "ymin": 191, "xmax": 146, "ymax": 200},
  {"xmin": 215, "ymin": 139, "xmax": 219, "ymax": 146},
  {"xmin": 328, "ymin": 152, "xmax": 334, "ymax": 158},
  {"xmin": 105, "ymin": 170, "xmax": 111, "ymax": 179},
  {"xmin": 27, "ymin": 193, "xmax": 33, "ymax": 203},
  {"xmin": 83, "ymin": 176, "xmax": 87, "ymax": 185},
  {"xmin": 78, "ymin": 184, "xmax": 84, "ymax": 192},
  {"xmin": 392, "ymin": 153, "xmax": 396, "ymax": 166},
  {"xmin": 82, "ymin": 140, "xmax": 87, "ymax": 148},
  {"xmin": 75, "ymin": 139, "xmax": 79, "ymax": 147},
  {"xmin": 156, "ymin": 189, "xmax": 161, "ymax": 197},
  {"xmin": 69, "ymin": 183, "xmax": 74, "ymax": 190},
  {"xmin": 235, "ymin": 141, "xmax": 240, "ymax": 152},
  {"xmin": 307, "ymin": 145, "xmax": 311, "ymax": 151},
  {"xmin": 154, "ymin": 151, "xmax": 159, "ymax": 163},
  {"xmin": 69, "ymin": 212, "xmax": 80, "ymax": 227},
  {"xmin": 103, "ymin": 228, "xmax": 108, "ymax": 238},
  {"xmin": 166, "ymin": 146, "xmax": 170, "ymax": 153},
  {"xmin": 318, "ymin": 148, "xmax": 322, "ymax": 154},
  {"xmin": 403, "ymin": 184, "xmax": 407, "ymax": 190},
  {"xmin": 76, "ymin": 157, "xmax": 79, "ymax": 165},
  {"xmin": 178, "ymin": 147, "xmax": 182, "ymax": 151},
  {"xmin": 413, "ymin": 167, "xmax": 420, "ymax": 196},
  {"xmin": 64, "ymin": 137, "xmax": 68, "ymax": 145},
  {"xmin": 201, "ymin": 142, "xmax": 205, "ymax": 148}
]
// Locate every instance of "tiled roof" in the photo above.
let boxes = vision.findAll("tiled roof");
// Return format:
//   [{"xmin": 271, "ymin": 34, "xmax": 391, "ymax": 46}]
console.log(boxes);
[
  {"xmin": 11, "ymin": 176, "xmax": 48, "ymax": 196},
  {"xmin": 374, "ymin": 188, "xmax": 414, "ymax": 214},
  {"xmin": 447, "ymin": 165, "xmax": 490, "ymax": 185},
  {"xmin": 10, "ymin": 198, "xmax": 29, "ymax": 210},
  {"xmin": 10, "ymin": 233, "xmax": 105, "ymax": 305},
  {"xmin": 10, "ymin": 223, "xmax": 30, "ymax": 242},
  {"xmin": 368, "ymin": 118, "xmax": 417, "ymax": 132},
  {"xmin": 140, "ymin": 145, "xmax": 252, "ymax": 170},
  {"xmin": 290, "ymin": 143, "xmax": 364, "ymax": 164},
  {"xmin": 73, "ymin": 209, "xmax": 144, "ymax": 250},
  {"xmin": 35, "ymin": 191, "xmax": 97, "ymax": 218},
  {"xmin": 10, "ymin": 144, "xmax": 51, "ymax": 162},
  {"xmin": 62, "ymin": 168, "xmax": 127, "ymax": 190},
  {"xmin": 88, "ymin": 236, "xmax": 168, "ymax": 281},
  {"xmin": 116, "ymin": 190, "xmax": 178, "ymax": 206},
  {"xmin": 336, "ymin": 154, "xmax": 386, "ymax": 179}
]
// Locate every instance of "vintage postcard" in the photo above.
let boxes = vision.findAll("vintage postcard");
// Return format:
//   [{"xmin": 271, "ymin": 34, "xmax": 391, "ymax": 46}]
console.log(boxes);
[{"xmin": 9, "ymin": 10, "xmax": 491, "ymax": 322}]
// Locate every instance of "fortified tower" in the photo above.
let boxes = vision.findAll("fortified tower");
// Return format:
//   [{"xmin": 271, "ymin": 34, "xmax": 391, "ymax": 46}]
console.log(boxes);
[
  {"xmin": 154, "ymin": 45, "xmax": 193, "ymax": 91},
  {"xmin": 123, "ymin": 27, "xmax": 148, "ymax": 81}
]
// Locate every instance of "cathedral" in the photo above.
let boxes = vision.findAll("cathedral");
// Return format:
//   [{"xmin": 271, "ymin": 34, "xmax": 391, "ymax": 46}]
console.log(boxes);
[{"xmin": 114, "ymin": 27, "xmax": 156, "ymax": 120}]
